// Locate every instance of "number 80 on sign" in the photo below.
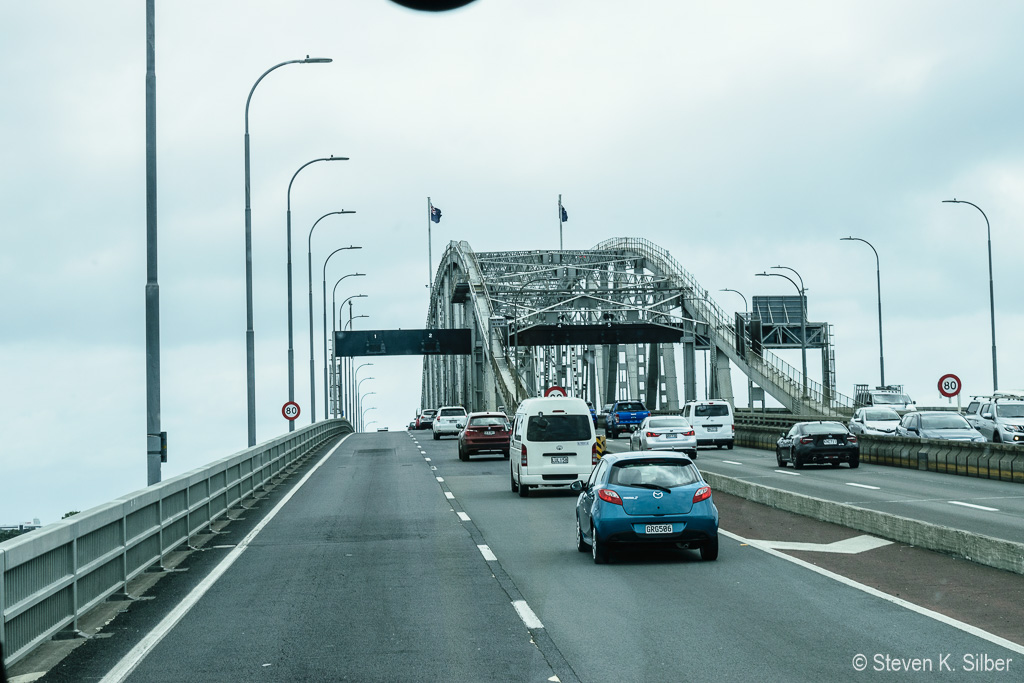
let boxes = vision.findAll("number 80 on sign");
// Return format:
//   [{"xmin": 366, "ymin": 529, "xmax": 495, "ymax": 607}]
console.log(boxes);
[
  {"xmin": 282, "ymin": 401, "xmax": 301, "ymax": 421},
  {"xmin": 937, "ymin": 374, "xmax": 961, "ymax": 398}
]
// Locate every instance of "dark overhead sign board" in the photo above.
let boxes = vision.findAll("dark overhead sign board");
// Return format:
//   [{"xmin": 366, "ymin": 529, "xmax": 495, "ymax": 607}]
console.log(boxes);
[
  {"xmin": 507, "ymin": 323, "xmax": 704, "ymax": 347},
  {"xmin": 334, "ymin": 329, "xmax": 472, "ymax": 357}
]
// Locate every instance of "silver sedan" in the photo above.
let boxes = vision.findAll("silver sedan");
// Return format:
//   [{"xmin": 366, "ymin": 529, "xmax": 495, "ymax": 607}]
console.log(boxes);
[{"xmin": 629, "ymin": 416, "xmax": 698, "ymax": 456}]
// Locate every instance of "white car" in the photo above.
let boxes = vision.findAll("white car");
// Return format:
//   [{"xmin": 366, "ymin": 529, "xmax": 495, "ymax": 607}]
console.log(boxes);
[
  {"xmin": 848, "ymin": 407, "xmax": 901, "ymax": 436},
  {"xmin": 629, "ymin": 416, "xmax": 698, "ymax": 456},
  {"xmin": 432, "ymin": 406, "xmax": 468, "ymax": 440}
]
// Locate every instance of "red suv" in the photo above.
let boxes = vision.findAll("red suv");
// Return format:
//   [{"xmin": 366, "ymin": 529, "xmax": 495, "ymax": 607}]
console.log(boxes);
[{"xmin": 458, "ymin": 412, "xmax": 511, "ymax": 461}]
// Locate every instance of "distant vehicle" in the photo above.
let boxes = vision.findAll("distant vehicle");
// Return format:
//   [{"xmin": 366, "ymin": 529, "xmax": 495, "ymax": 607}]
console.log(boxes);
[
  {"xmin": 416, "ymin": 409, "xmax": 437, "ymax": 430},
  {"xmin": 854, "ymin": 384, "xmax": 916, "ymax": 412},
  {"xmin": 776, "ymin": 421, "xmax": 860, "ymax": 469},
  {"xmin": 896, "ymin": 411, "xmax": 985, "ymax": 442},
  {"xmin": 848, "ymin": 407, "xmax": 901, "ymax": 436},
  {"xmin": 408, "ymin": 421, "xmax": 417, "ymax": 430},
  {"xmin": 586, "ymin": 401, "xmax": 598, "ymax": 427},
  {"xmin": 604, "ymin": 400, "xmax": 650, "ymax": 438},
  {"xmin": 458, "ymin": 412, "xmax": 511, "ymax": 460},
  {"xmin": 510, "ymin": 396, "xmax": 597, "ymax": 497},
  {"xmin": 629, "ymin": 416, "xmax": 697, "ymax": 456},
  {"xmin": 377, "ymin": 427, "xmax": 389, "ymax": 432},
  {"xmin": 571, "ymin": 452, "xmax": 719, "ymax": 563},
  {"xmin": 432, "ymin": 406, "xmax": 468, "ymax": 440},
  {"xmin": 681, "ymin": 399, "xmax": 734, "ymax": 449},
  {"xmin": 963, "ymin": 392, "xmax": 1024, "ymax": 444}
]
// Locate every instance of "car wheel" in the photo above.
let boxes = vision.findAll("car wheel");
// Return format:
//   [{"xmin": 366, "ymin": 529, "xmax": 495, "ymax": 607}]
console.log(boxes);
[
  {"xmin": 591, "ymin": 525, "xmax": 609, "ymax": 564},
  {"xmin": 502, "ymin": 449, "xmax": 510, "ymax": 459},
  {"xmin": 776, "ymin": 449, "xmax": 785, "ymax": 467},
  {"xmin": 726, "ymin": 443, "xmax": 734, "ymax": 450},
  {"xmin": 517, "ymin": 471, "xmax": 530, "ymax": 497},
  {"xmin": 849, "ymin": 455, "xmax": 860, "ymax": 469},
  {"xmin": 433, "ymin": 432, "xmax": 440, "ymax": 441},
  {"xmin": 576, "ymin": 516, "xmax": 590, "ymax": 552},
  {"xmin": 792, "ymin": 450, "xmax": 804, "ymax": 469},
  {"xmin": 510, "ymin": 467, "xmax": 518, "ymax": 493},
  {"xmin": 700, "ymin": 535, "xmax": 719, "ymax": 562},
  {"xmin": 993, "ymin": 431, "xmax": 1002, "ymax": 443},
  {"xmin": 458, "ymin": 445, "xmax": 468, "ymax": 462},
  {"xmin": 688, "ymin": 450, "xmax": 697, "ymax": 459}
]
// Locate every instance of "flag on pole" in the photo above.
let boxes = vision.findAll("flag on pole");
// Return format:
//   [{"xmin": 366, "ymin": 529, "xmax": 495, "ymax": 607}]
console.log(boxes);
[
  {"xmin": 430, "ymin": 205, "xmax": 442, "ymax": 223},
  {"xmin": 560, "ymin": 204, "xmax": 568, "ymax": 222}
]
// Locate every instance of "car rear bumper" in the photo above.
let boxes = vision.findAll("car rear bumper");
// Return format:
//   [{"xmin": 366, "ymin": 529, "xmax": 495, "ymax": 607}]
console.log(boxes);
[
  {"xmin": 597, "ymin": 514, "xmax": 719, "ymax": 545},
  {"xmin": 696, "ymin": 436, "xmax": 733, "ymax": 446},
  {"xmin": 795, "ymin": 447, "xmax": 858, "ymax": 463}
]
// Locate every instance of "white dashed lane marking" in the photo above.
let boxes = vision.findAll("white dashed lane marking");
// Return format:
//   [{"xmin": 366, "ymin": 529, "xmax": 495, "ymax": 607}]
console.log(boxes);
[
  {"xmin": 478, "ymin": 544, "xmax": 497, "ymax": 561},
  {"xmin": 950, "ymin": 501, "xmax": 999, "ymax": 512},
  {"xmin": 846, "ymin": 482, "xmax": 881, "ymax": 490},
  {"xmin": 457, "ymin": 512, "xmax": 471, "ymax": 521},
  {"xmin": 512, "ymin": 600, "xmax": 544, "ymax": 629},
  {"xmin": 721, "ymin": 460, "xmax": 742, "ymax": 465},
  {"xmin": 445, "ymin": 492, "xmax": 455, "ymax": 499},
  {"xmin": 774, "ymin": 469, "xmax": 801, "ymax": 476}
]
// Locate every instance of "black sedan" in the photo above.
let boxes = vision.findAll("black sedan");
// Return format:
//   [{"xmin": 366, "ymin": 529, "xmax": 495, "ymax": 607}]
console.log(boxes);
[{"xmin": 776, "ymin": 421, "xmax": 859, "ymax": 469}]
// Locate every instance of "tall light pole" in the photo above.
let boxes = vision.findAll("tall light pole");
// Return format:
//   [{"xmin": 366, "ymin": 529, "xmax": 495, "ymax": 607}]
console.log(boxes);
[
  {"xmin": 307, "ymin": 211, "xmax": 356, "ymax": 423},
  {"xmin": 351, "ymin": 362, "xmax": 373, "ymax": 421},
  {"xmin": 362, "ymin": 405, "xmax": 377, "ymax": 433},
  {"xmin": 326, "ymin": 279, "xmax": 366, "ymax": 419},
  {"xmin": 285, "ymin": 156, "xmax": 347, "ymax": 432},
  {"xmin": 719, "ymin": 288, "xmax": 753, "ymax": 407},
  {"xmin": 244, "ymin": 55, "xmax": 331, "ymax": 447},
  {"xmin": 943, "ymin": 199, "xmax": 998, "ymax": 391},
  {"xmin": 757, "ymin": 268, "xmax": 808, "ymax": 399},
  {"xmin": 841, "ymin": 237, "xmax": 885, "ymax": 387},
  {"xmin": 144, "ymin": 0, "xmax": 162, "ymax": 484},
  {"xmin": 358, "ymin": 389, "xmax": 376, "ymax": 431},
  {"xmin": 344, "ymin": 312, "xmax": 369, "ymax": 423}
]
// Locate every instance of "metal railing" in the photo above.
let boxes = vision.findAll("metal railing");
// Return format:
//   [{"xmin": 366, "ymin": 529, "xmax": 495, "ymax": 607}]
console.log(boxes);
[{"xmin": 1, "ymin": 419, "xmax": 350, "ymax": 668}]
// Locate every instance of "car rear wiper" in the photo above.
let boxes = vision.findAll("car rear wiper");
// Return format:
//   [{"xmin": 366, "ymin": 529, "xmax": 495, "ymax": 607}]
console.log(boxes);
[{"xmin": 633, "ymin": 483, "xmax": 672, "ymax": 493}]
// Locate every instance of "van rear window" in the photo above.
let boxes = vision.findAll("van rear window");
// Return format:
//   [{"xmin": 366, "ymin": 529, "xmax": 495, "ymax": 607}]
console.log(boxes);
[
  {"xmin": 526, "ymin": 415, "xmax": 591, "ymax": 442},
  {"xmin": 694, "ymin": 405, "xmax": 730, "ymax": 418}
]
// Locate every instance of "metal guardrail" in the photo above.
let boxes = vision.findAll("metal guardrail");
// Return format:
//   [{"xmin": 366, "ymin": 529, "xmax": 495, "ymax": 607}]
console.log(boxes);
[{"xmin": 1, "ymin": 419, "xmax": 350, "ymax": 668}]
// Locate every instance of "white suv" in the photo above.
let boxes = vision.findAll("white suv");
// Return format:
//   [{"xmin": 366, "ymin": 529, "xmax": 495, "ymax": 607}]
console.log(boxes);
[
  {"xmin": 964, "ymin": 392, "xmax": 1024, "ymax": 445},
  {"xmin": 432, "ymin": 406, "xmax": 468, "ymax": 440}
]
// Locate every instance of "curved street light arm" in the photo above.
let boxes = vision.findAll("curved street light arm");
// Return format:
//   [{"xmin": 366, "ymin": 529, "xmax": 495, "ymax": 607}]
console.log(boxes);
[{"xmin": 841, "ymin": 236, "xmax": 885, "ymax": 386}]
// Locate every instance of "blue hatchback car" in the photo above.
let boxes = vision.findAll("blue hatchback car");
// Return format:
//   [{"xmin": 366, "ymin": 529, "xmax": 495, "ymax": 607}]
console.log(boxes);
[{"xmin": 570, "ymin": 452, "xmax": 719, "ymax": 563}]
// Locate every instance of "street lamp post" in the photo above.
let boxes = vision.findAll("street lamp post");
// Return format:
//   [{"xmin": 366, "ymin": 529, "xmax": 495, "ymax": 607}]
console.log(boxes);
[
  {"xmin": 244, "ymin": 56, "xmax": 331, "ymax": 447},
  {"xmin": 358, "ymin": 389, "xmax": 376, "ymax": 431},
  {"xmin": 756, "ymin": 268, "xmax": 808, "ymax": 399},
  {"xmin": 307, "ymin": 211, "xmax": 356, "ymax": 423},
  {"xmin": 326, "ymin": 278, "xmax": 366, "ymax": 418},
  {"xmin": 342, "ymin": 312, "xmax": 369, "ymax": 421},
  {"xmin": 352, "ymin": 363, "xmax": 373, "ymax": 422},
  {"xmin": 362, "ymin": 405, "xmax": 377, "ymax": 432},
  {"xmin": 719, "ymin": 288, "xmax": 752, "ymax": 407},
  {"xmin": 841, "ymin": 237, "xmax": 885, "ymax": 387},
  {"xmin": 285, "ymin": 156, "xmax": 347, "ymax": 432},
  {"xmin": 943, "ymin": 199, "xmax": 998, "ymax": 391}
]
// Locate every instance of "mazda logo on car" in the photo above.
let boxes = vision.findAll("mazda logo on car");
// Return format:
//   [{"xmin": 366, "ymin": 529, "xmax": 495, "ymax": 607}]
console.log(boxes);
[{"xmin": 653, "ymin": 491, "xmax": 663, "ymax": 499}]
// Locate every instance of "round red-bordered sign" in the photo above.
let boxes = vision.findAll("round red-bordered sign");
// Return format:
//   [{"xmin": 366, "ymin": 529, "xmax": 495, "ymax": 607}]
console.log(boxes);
[
  {"xmin": 543, "ymin": 386, "xmax": 567, "ymax": 397},
  {"xmin": 937, "ymin": 374, "xmax": 962, "ymax": 398},
  {"xmin": 282, "ymin": 401, "xmax": 301, "ymax": 421}
]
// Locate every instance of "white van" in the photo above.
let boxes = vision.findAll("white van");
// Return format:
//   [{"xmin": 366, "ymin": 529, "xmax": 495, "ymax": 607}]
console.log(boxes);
[
  {"xmin": 681, "ymin": 399, "xmax": 734, "ymax": 449},
  {"xmin": 510, "ymin": 397, "xmax": 597, "ymax": 498}
]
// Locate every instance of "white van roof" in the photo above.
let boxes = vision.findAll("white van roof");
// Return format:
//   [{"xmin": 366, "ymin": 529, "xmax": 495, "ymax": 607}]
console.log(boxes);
[{"xmin": 516, "ymin": 396, "xmax": 589, "ymax": 414}]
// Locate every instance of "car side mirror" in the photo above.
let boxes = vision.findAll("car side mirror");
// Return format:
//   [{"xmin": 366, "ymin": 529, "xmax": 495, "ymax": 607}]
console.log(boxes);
[
  {"xmin": 570, "ymin": 480, "xmax": 584, "ymax": 492},
  {"xmin": 981, "ymin": 412, "xmax": 992, "ymax": 419}
]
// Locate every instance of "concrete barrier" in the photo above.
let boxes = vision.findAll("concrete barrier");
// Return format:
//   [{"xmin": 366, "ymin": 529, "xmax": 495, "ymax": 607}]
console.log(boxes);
[{"xmin": 704, "ymin": 471, "xmax": 1024, "ymax": 576}]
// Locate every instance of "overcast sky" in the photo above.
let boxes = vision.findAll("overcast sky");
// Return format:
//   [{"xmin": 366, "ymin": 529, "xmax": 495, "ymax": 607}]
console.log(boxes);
[{"xmin": 2, "ymin": 0, "xmax": 1022, "ymax": 524}]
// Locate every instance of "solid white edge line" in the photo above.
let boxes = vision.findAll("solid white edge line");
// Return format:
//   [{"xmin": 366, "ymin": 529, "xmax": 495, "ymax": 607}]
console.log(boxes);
[
  {"xmin": 949, "ymin": 501, "xmax": 999, "ymax": 512},
  {"xmin": 512, "ymin": 600, "xmax": 544, "ymax": 630},
  {"xmin": 99, "ymin": 434, "xmax": 351, "ymax": 683},
  {"xmin": 720, "ymin": 528, "xmax": 1024, "ymax": 655}
]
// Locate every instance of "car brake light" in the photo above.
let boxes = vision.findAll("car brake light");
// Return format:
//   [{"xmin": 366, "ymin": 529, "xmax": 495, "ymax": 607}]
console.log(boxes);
[
  {"xmin": 598, "ymin": 489, "xmax": 622, "ymax": 505},
  {"xmin": 693, "ymin": 486, "xmax": 712, "ymax": 503},
  {"xmin": 521, "ymin": 444, "xmax": 528, "ymax": 467},
  {"xmin": 592, "ymin": 441, "xmax": 598, "ymax": 465},
  {"xmin": 645, "ymin": 431, "xmax": 660, "ymax": 438},
  {"xmin": 847, "ymin": 435, "xmax": 858, "ymax": 444},
  {"xmin": 731, "ymin": 425, "xmax": 735, "ymax": 433},
  {"xmin": 800, "ymin": 437, "xmax": 814, "ymax": 444},
  {"xmin": 684, "ymin": 429, "xmax": 695, "ymax": 436}
]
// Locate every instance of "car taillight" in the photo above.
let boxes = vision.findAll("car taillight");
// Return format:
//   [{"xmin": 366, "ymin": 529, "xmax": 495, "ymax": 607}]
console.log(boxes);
[
  {"xmin": 598, "ymin": 489, "xmax": 622, "ymax": 505},
  {"xmin": 592, "ymin": 441, "xmax": 598, "ymax": 465},
  {"xmin": 847, "ymin": 435, "xmax": 858, "ymax": 444},
  {"xmin": 684, "ymin": 429, "xmax": 695, "ymax": 436},
  {"xmin": 731, "ymin": 425, "xmax": 735, "ymax": 433},
  {"xmin": 645, "ymin": 431, "xmax": 660, "ymax": 438},
  {"xmin": 521, "ymin": 444, "xmax": 528, "ymax": 467},
  {"xmin": 693, "ymin": 486, "xmax": 712, "ymax": 503},
  {"xmin": 800, "ymin": 437, "xmax": 814, "ymax": 444}
]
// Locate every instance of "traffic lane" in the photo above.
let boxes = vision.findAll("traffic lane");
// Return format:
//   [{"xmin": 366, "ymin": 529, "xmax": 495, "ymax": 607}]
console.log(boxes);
[
  {"xmin": 649, "ymin": 444, "xmax": 1024, "ymax": 545},
  {"xmin": 441, "ymin": 460, "xmax": 1023, "ymax": 681},
  {"xmin": 123, "ymin": 431, "xmax": 557, "ymax": 683}
]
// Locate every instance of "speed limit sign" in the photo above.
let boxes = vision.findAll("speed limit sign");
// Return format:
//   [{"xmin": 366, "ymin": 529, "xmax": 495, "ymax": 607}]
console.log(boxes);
[
  {"xmin": 282, "ymin": 401, "xmax": 301, "ymax": 421},
  {"xmin": 938, "ymin": 374, "xmax": 961, "ymax": 398}
]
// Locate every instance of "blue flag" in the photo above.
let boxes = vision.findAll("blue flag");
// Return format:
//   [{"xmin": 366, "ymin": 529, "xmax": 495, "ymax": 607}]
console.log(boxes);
[
  {"xmin": 560, "ymin": 205, "xmax": 568, "ymax": 222},
  {"xmin": 431, "ymin": 205, "xmax": 442, "ymax": 223}
]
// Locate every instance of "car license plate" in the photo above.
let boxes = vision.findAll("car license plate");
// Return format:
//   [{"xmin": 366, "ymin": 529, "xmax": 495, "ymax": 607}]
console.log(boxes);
[
  {"xmin": 823, "ymin": 438, "xmax": 838, "ymax": 445},
  {"xmin": 646, "ymin": 524, "xmax": 673, "ymax": 534},
  {"xmin": 550, "ymin": 456, "xmax": 568, "ymax": 464},
  {"xmin": 666, "ymin": 433, "xmax": 677, "ymax": 439},
  {"xmin": 484, "ymin": 430, "xmax": 495, "ymax": 435},
  {"xmin": 706, "ymin": 426, "xmax": 718, "ymax": 432}
]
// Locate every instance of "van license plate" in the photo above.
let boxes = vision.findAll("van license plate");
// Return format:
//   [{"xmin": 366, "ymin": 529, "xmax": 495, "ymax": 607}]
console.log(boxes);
[
  {"xmin": 646, "ymin": 524, "xmax": 673, "ymax": 534},
  {"xmin": 706, "ymin": 426, "xmax": 718, "ymax": 432},
  {"xmin": 550, "ymin": 456, "xmax": 568, "ymax": 464}
]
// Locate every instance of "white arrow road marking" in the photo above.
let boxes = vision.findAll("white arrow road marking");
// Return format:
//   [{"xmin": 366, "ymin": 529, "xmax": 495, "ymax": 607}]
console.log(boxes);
[{"xmin": 745, "ymin": 534, "xmax": 893, "ymax": 554}]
